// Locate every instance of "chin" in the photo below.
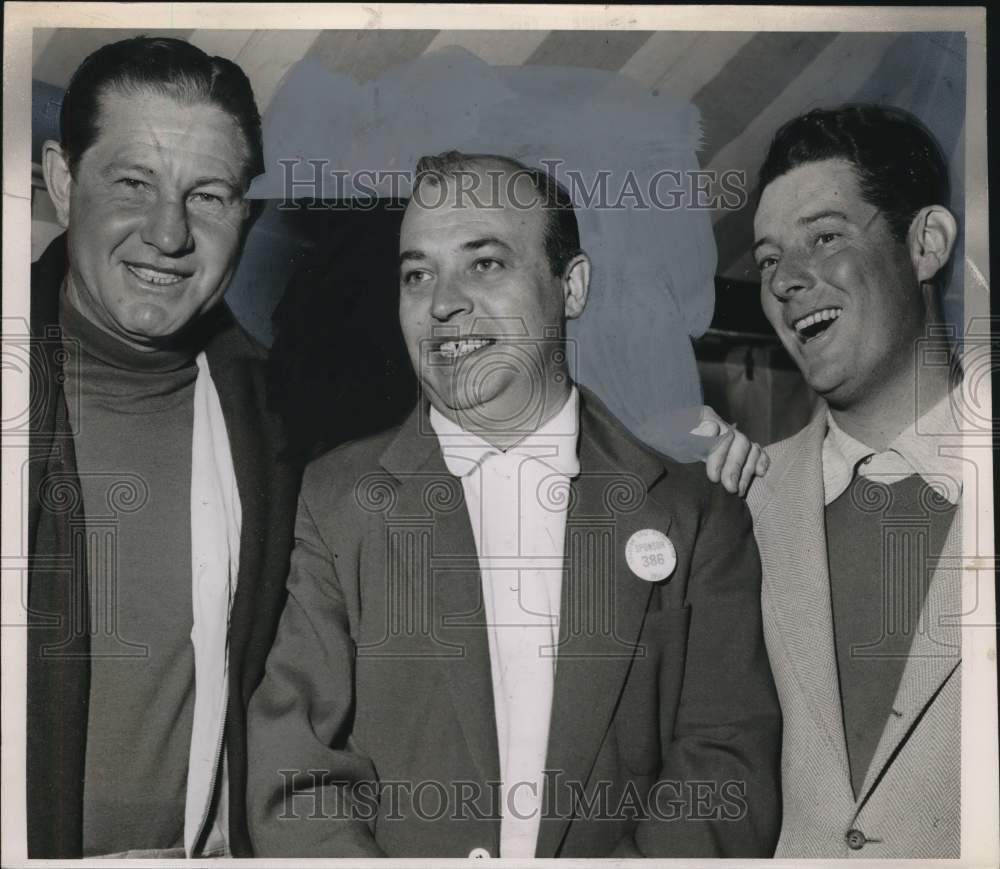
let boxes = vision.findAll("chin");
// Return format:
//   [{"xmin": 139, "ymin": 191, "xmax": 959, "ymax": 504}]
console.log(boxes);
[
  {"xmin": 443, "ymin": 375, "xmax": 505, "ymax": 411},
  {"xmin": 811, "ymin": 376, "xmax": 859, "ymax": 409},
  {"xmin": 120, "ymin": 322, "xmax": 173, "ymax": 344},
  {"xmin": 426, "ymin": 381, "xmax": 478, "ymax": 414},
  {"xmin": 443, "ymin": 394, "xmax": 495, "ymax": 414}
]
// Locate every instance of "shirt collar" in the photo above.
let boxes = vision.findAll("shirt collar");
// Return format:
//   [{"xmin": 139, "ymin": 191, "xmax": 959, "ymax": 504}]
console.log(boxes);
[
  {"xmin": 822, "ymin": 388, "xmax": 964, "ymax": 505},
  {"xmin": 429, "ymin": 387, "xmax": 580, "ymax": 479}
]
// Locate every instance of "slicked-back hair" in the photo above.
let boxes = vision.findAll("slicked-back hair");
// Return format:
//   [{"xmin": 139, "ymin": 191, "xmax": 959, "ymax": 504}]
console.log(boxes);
[
  {"xmin": 757, "ymin": 104, "xmax": 950, "ymax": 244},
  {"xmin": 59, "ymin": 35, "xmax": 264, "ymax": 187},
  {"xmin": 413, "ymin": 150, "xmax": 582, "ymax": 276}
]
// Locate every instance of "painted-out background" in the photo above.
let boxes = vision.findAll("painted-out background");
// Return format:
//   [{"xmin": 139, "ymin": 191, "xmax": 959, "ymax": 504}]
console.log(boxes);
[{"xmin": 30, "ymin": 29, "xmax": 967, "ymax": 461}]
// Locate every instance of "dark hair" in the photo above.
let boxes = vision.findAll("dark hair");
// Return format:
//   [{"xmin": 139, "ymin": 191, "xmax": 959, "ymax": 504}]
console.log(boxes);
[
  {"xmin": 413, "ymin": 150, "xmax": 582, "ymax": 276},
  {"xmin": 757, "ymin": 104, "xmax": 949, "ymax": 243},
  {"xmin": 60, "ymin": 36, "xmax": 264, "ymax": 187}
]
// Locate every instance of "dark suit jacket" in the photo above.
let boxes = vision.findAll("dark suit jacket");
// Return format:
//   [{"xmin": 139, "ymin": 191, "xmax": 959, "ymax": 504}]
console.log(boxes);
[
  {"xmin": 26, "ymin": 235, "xmax": 301, "ymax": 857},
  {"xmin": 248, "ymin": 388, "xmax": 781, "ymax": 858}
]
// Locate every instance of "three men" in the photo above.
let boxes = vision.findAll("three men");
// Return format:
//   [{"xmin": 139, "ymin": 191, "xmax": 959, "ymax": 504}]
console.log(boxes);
[
  {"xmin": 746, "ymin": 105, "xmax": 962, "ymax": 857},
  {"xmin": 247, "ymin": 152, "xmax": 781, "ymax": 858},
  {"xmin": 23, "ymin": 32, "xmax": 969, "ymax": 861},
  {"xmin": 28, "ymin": 37, "xmax": 298, "ymax": 857}
]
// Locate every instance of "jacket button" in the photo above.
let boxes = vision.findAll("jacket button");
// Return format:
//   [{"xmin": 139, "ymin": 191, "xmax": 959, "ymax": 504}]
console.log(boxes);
[
  {"xmin": 468, "ymin": 847, "xmax": 491, "ymax": 858},
  {"xmin": 845, "ymin": 828, "xmax": 867, "ymax": 850}
]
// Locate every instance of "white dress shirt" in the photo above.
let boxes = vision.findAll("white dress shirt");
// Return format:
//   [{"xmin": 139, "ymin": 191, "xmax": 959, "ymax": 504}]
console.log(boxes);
[
  {"xmin": 429, "ymin": 388, "xmax": 580, "ymax": 858},
  {"xmin": 821, "ymin": 388, "xmax": 964, "ymax": 506}
]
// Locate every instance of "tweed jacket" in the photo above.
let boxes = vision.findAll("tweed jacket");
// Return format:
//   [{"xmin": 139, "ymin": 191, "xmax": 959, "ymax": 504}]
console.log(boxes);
[
  {"xmin": 747, "ymin": 406, "xmax": 961, "ymax": 858},
  {"xmin": 26, "ymin": 235, "xmax": 301, "ymax": 857},
  {"xmin": 247, "ymin": 387, "xmax": 781, "ymax": 859}
]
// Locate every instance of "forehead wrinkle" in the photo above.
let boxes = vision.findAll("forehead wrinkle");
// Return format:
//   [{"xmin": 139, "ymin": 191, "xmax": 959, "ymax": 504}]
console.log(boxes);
[
  {"xmin": 104, "ymin": 141, "xmax": 244, "ymax": 189},
  {"xmin": 98, "ymin": 91, "xmax": 250, "ymax": 185},
  {"xmin": 403, "ymin": 180, "xmax": 548, "ymax": 265},
  {"xmin": 419, "ymin": 163, "xmax": 544, "ymax": 211},
  {"xmin": 148, "ymin": 115, "xmax": 236, "ymax": 178}
]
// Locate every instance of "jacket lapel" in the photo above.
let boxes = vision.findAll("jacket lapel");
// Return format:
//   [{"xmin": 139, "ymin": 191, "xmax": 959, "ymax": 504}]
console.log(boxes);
[
  {"xmin": 753, "ymin": 409, "xmax": 852, "ymax": 788},
  {"xmin": 379, "ymin": 406, "xmax": 501, "ymax": 791},
  {"xmin": 28, "ymin": 236, "xmax": 70, "ymax": 548},
  {"xmin": 536, "ymin": 390, "xmax": 663, "ymax": 857},
  {"xmin": 856, "ymin": 503, "xmax": 962, "ymax": 805},
  {"xmin": 204, "ymin": 316, "xmax": 269, "ymax": 623}
]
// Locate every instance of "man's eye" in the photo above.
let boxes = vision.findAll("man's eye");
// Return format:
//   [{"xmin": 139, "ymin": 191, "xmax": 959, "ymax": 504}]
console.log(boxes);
[
  {"xmin": 815, "ymin": 232, "xmax": 840, "ymax": 246},
  {"xmin": 118, "ymin": 177, "xmax": 149, "ymax": 191},
  {"xmin": 402, "ymin": 269, "xmax": 431, "ymax": 286},
  {"xmin": 189, "ymin": 191, "xmax": 228, "ymax": 209},
  {"xmin": 757, "ymin": 255, "xmax": 778, "ymax": 273},
  {"xmin": 472, "ymin": 258, "xmax": 502, "ymax": 273}
]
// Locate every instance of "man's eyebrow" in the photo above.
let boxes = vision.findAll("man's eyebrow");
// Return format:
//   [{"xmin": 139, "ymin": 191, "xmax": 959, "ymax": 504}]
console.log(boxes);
[
  {"xmin": 191, "ymin": 175, "xmax": 241, "ymax": 190},
  {"xmin": 461, "ymin": 236, "xmax": 514, "ymax": 254},
  {"xmin": 799, "ymin": 209, "xmax": 849, "ymax": 225},
  {"xmin": 100, "ymin": 162, "xmax": 155, "ymax": 178},
  {"xmin": 399, "ymin": 249, "xmax": 426, "ymax": 265},
  {"xmin": 753, "ymin": 208, "xmax": 853, "ymax": 252}
]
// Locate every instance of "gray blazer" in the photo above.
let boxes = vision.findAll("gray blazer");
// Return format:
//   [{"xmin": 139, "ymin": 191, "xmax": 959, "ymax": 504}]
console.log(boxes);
[
  {"xmin": 748, "ymin": 407, "xmax": 961, "ymax": 858},
  {"xmin": 247, "ymin": 388, "xmax": 781, "ymax": 858}
]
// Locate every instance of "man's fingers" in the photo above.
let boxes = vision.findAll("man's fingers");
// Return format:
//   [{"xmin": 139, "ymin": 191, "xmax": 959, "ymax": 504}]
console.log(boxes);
[
  {"xmin": 704, "ymin": 427, "xmax": 735, "ymax": 483},
  {"xmin": 738, "ymin": 443, "xmax": 763, "ymax": 497},
  {"xmin": 721, "ymin": 430, "xmax": 752, "ymax": 493},
  {"xmin": 756, "ymin": 449, "xmax": 770, "ymax": 477}
]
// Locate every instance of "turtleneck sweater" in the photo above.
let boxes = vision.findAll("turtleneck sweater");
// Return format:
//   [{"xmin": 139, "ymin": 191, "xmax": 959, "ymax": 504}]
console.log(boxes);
[{"xmin": 59, "ymin": 292, "xmax": 198, "ymax": 856}]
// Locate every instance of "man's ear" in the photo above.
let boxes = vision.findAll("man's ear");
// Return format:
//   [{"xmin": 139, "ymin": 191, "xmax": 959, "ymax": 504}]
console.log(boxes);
[
  {"xmin": 908, "ymin": 204, "xmax": 957, "ymax": 284},
  {"xmin": 562, "ymin": 252, "xmax": 591, "ymax": 320},
  {"xmin": 41, "ymin": 140, "xmax": 73, "ymax": 228}
]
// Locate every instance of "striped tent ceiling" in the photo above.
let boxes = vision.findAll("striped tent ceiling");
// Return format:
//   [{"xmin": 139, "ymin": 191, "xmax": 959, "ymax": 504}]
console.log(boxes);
[{"xmin": 31, "ymin": 28, "xmax": 966, "ymax": 281}]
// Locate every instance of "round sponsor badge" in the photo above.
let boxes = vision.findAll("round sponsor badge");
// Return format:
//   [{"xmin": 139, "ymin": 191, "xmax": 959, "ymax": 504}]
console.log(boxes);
[{"xmin": 625, "ymin": 529, "xmax": 677, "ymax": 582}]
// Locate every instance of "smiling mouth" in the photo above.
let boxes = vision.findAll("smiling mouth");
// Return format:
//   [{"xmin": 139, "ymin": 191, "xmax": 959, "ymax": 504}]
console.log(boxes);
[
  {"xmin": 436, "ymin": 337, "xmax": 497, "ymax": 360},
  {"xmin": 125, "ymin": 263, "xmax": 189, "ymax": 287},
  {"xmin": 793, "ymin": 307, "xmax": 842, "ymax": 342}
]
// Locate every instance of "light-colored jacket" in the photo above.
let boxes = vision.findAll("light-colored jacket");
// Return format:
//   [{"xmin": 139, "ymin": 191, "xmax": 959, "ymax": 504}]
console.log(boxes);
[{"xmin": 747, "ymin": 407, "xmax": 960, "ymax": 858}]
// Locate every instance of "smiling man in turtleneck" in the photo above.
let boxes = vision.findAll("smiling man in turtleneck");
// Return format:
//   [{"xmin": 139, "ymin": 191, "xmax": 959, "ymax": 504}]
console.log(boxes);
[{"xmin": 27, "ymin": 36, "xmax": 298, "ymax": 858}]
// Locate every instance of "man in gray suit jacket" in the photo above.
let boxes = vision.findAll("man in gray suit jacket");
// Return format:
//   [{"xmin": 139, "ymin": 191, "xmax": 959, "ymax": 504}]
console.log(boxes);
[
  {"xmin": 247, "ymin": 151, "xmax": 781, "ymax": 858},
  {"xmin": 743, "ymin": 105, "xmax": 963, "ymax": 857}
]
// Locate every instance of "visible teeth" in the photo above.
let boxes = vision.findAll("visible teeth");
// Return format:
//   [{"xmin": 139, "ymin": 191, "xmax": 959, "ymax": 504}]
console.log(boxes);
[
  {"xmin": 127, "ymin": 265, "xmax": 185, "ymax": 286},
  {"xmin": 794, "ymin": 307, "xmax": 842, "ymax": 334},
  {"xmin": 438, "ymin": 338, "xmax": 493, "ymax": 359}
]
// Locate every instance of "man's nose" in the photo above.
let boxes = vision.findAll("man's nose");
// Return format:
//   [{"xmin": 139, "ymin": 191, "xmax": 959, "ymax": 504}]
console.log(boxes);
[
  {"xmin": 769, "ymin": 248, "xmax": 815, "ymax": 299},
  {"xmin": 140, "ymin": 197, "xmax": 193, "ymax": 256},
  {"xmin": 430, "ymin": 274, "xmax": 473, "ymax": 322}
]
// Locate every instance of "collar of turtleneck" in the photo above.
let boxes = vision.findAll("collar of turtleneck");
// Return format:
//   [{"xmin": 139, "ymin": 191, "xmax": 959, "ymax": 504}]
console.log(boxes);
[{"xmin": 59, "ymin": 285, "xmax": 200, "ymax": 413}]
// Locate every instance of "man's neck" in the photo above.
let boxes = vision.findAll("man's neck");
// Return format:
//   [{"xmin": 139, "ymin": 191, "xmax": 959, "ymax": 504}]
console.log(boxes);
[{"xmin": 828, "ymin": 362, "xmax": 951, "ymax": 452}]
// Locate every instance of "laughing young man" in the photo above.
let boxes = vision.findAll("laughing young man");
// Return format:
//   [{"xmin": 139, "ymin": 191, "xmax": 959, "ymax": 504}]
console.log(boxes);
[{"xmin": 744, "ymin": 105, "xmax": 963, "ymax": 857}]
